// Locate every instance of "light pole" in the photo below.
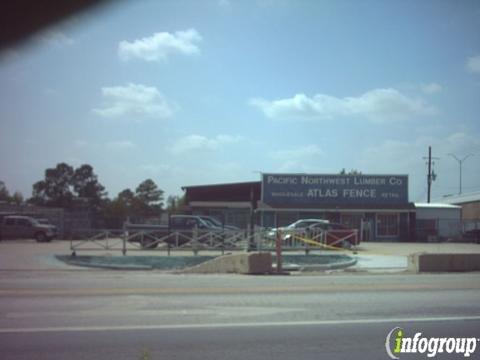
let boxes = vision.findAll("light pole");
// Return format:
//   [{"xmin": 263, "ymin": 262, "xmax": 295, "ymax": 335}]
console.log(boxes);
[{"xmin": 448, "ymin": 153, "xmax": 474, "ymax": 195}]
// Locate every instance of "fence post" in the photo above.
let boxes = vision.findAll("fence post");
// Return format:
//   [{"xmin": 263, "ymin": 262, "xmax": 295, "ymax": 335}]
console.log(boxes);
[
  {"xmin": 276, "ymin": 229, "xmax": 283, "ymax": 274},
  {"xmin": 193, "ymin": 226, "xmax": 199, "ymax": 256},
  {"xmin": 70, "ymin": 231, "xmax": 76, "ymax": 257},
  {"xmin": 353, "ymin": 230, "xmax": 358, "ymax": 254},
  {"xmin": 122, "ymin": 226, "xmax": 127, "ymax": 256}
]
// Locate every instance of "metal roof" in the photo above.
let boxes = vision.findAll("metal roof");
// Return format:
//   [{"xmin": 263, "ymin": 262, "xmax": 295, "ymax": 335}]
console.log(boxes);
[
  {"xmin": 439, "ymin": 191, "xmax": 480, "ymax": 205},
  {"xmin": 181, "ymin": 181, "xmax": 261, "ymax": 190},
  {"xmin": 415, "ymin": 203, "xmax": 461, "ymax": 209}
]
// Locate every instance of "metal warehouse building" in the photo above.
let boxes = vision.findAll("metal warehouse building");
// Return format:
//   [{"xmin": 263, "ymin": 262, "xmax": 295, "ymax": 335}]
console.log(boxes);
[{"xmin": 182, "ymin": 173, "xmax": 417, "ymax": 242}]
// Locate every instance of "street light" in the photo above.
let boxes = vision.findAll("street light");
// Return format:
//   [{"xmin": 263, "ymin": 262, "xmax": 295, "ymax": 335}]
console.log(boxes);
[{"xmin": 448, "ymin": 153, "xmax": 474, "ymax": 195}]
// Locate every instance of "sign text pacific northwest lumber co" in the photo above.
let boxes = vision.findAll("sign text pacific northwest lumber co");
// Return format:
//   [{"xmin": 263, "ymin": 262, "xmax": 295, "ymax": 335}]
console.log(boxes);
[{"xmin": 262, "ymin": 174, "xmax": 408, "ymax": 206}]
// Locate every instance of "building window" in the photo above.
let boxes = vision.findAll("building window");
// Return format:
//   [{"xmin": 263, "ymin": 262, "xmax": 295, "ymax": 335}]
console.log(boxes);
[{"xmin": 377, "ymin": 213, "xmax": 399, "ymax": 237}]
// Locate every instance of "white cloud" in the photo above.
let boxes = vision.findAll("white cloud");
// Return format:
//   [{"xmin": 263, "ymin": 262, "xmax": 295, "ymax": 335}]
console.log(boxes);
[
  {"xmin": 106, "ymin": 140, "xmax": 135, "ymax": 149},
  {"xmin": 170, "ymin": 134, "xmax": 242, "ymax": 155},
  {"xmin": 269, "ymin": 144, "xmax": 324, "ymax": 160},
  {"xmin": 421, "ymin": 83, "xmax": 442, "ymax": 94},
  {"xmin": 118, "ymin": 29, "xmax": 202, "ymax": 62},
  {"xmin": 93, "ymin": 83, "xmax": 175, "ymax": 119},
  {"xmin": 250, "ymin": 88, "xmax": 436, "ymax": 122},
  {"xmin": 466, "ymin": 55, "xmax": 480, "ymax": 74},
  {"xmin": 40, "ymin": 30, "xmax": 74, "ymax": 46},
  {"xmin": 269, "ymin": 145, "xmax": 325, "ymax": 173}
]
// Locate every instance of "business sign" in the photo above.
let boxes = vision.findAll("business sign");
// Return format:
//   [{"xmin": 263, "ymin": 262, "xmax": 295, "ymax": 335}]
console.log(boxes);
[{"xmin": 262, "ymin": 173, "xmax": 408, "ymax": 206}]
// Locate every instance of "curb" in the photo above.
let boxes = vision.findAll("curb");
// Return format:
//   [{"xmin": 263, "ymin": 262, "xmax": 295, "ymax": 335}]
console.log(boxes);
[{"xmin": 299, "ymin": 257, "xmax": 358, "ymax": 272}]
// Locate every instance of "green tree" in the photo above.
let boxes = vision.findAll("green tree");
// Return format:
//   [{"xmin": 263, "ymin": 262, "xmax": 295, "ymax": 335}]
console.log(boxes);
[
  {"xmin": 0, "ymin": 180, "xmax": 10, "ymax": 202},
  {"xmin": 11, "ymin": 191, "xmax": 24, "ymax": 205},
  {"xmin": 105, "ymin": 189, "xmax": 136, "ymax": 218},
  {"xmin": 29, "ymin": 163, "xmax": 107, "ymax": 210},
  {"xmin": 30, "ymin": 163, "xmax": 75, "ymax": 208},
  {"xmin": 72, "ymin": 164, "xmax": 108, "ymax": 211},
  {"xmin": 135, "ymin": 179, "xmax": 164, "ymax": 216},
  {"xmin": 339, "ymin": 168, "xmax": 362, "ymax": 175}
]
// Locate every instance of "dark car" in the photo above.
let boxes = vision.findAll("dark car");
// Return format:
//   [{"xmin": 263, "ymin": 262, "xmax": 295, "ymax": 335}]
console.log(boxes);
[
  {"xmin": 0, "ymin": 215, "xmax": 57, "ymax": 242},
  {"xmin": 198, "ymin": 216, "xmax": 241, "ymax": 231},
  {"xmin": 126, "ymin": 215, "xmax": 225, "ymax": 249}
]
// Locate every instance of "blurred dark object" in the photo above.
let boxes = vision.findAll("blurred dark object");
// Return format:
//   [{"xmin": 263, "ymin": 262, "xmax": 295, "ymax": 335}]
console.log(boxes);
[
  {"xmin": 463, "ymin": 229, "xmax": 480, "ymax": 243},
  {"xmin": 0, "ymin": 0, "xmax": 110, "ymax": 50}
]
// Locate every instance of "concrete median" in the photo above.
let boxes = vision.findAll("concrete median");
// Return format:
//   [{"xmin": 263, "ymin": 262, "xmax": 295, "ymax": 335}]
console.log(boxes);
[
  {"xmin": 180, "ymin": 252, "xmax": 273, "ymax": 274},
  {"xmin": 408, "ymin": 253, "xmax": 480, "ymax": 273}
]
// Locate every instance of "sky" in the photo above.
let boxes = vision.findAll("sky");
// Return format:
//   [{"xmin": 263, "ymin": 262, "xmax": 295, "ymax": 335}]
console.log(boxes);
[{"xmin": 0, "ymin": 0, "xmax": 479, "ymax": 203}]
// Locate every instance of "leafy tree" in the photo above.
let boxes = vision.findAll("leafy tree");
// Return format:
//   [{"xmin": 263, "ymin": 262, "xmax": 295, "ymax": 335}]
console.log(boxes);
[
  {"xmin": 135, "ymin": 179, "xmax": 164, "ymax": 216},
  {"xmin": 105, "ymin": 189, "xmax": 136, "ymax": 219},
  {"xmin": 339, "ymin": 168, "xmax": 362, "ymax": 175},
  {"xmin": 29, "ymin": 163, "xmax": 107, "ymax": 210},
  {"xmin": 72, "ymin": 164, "xmax": 107, "ymax": 210},
  {"xmin": 0, "ymin": 180, "xmax": 10, "ymax": 201},
  {"xmin": 31, "ymin": 163, "xmax": 75, "ymax": 208}
]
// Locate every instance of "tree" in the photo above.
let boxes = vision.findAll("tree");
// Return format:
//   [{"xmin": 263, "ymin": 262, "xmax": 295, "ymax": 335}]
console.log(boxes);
[
  {"xmin": 339, "ymin": 168, "xmax": 362, "ymax": 175},
  {"xmin": 118, "ymin": 189, "xmax": 136, "ymax": 209},
  {"xmin": 106, "ymin": 189, "xmax": 136, "ymax": 219},
  {"xmin": 11, "ymin": 191, "xmax": 24, "ymax": 205},
  {"xmin": 72, "ymin": 164, "xmax": 107, "ymax": 211},
  {"xmin": 29, "ymin": 163, "xmax": 107, "ymax": 210},
  {"xmin": 103, "ymin": 189, "xmax": 135, "ymax": 227},
  {"xmin": 166, "ymin": 194, "xmax": 186, "ymax": 214},
  {"xmin": 135, "ymin": 179, "xmax": 164, "ymax": 216},
  {"xmin": 0, "ymin": 180, "xmax": 10, "ymax": 202},
  {"xmin": 30, "ymin": 163, "xmax": 75, "ymax": 208}
]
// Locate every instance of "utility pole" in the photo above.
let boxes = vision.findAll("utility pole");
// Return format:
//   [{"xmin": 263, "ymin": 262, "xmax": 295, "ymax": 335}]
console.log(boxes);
[
  {"xmin": 423, "ymin": 146, "xmax": 438, "ymax": 203},
  {"xmin": 448, "ymin": 153, "xmax": 474, "ymax": 195}
]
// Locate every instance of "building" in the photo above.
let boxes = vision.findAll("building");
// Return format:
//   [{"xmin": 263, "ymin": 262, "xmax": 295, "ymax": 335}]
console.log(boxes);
[
  {"xmin": 441, "ymin": 191, "xmax": 480, "ymax": 220},
  {"xmin": 182, "ymin": 181, "xmax": 260, "ymax": 229},
  {"xmin": 414, "ymin": 203, "xmax": 462, "ymax": 241},
  {"xmin": 183, "ymin": 173, "xmax": 417, "ymax": 242}
]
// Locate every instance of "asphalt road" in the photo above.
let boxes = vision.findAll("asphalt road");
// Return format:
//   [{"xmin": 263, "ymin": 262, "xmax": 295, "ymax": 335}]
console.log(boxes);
[{"xmin": 1, "ymin": 271, "xmax": 479, "ymax": 359}]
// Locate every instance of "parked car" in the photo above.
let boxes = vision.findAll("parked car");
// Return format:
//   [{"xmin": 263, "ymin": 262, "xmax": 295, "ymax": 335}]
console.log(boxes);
[
  {"xmin": 0, "ymin": 215, "xmax": 57, "ymax": 242},
  {"xmin": 198, "ymin": 215, "xmax": 241, "ymax": 231},
  {"xmin": 126, "ymin": 215, "xmax": 225, "ymax": 249},
  {"xmin": 267, "ymin": 219, "xmax": 330, "ymax": 241}
]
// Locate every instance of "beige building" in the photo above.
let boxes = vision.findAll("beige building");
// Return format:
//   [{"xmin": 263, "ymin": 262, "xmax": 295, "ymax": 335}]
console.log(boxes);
[{"xmin": 441, "ymin": 191, "xmax": 480, "ymax": 221}]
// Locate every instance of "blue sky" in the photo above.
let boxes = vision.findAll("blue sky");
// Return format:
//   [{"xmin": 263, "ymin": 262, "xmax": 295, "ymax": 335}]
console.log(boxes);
[{"xmin": 0, "ymin": 0, "xmax": 479, "ymax": 202}]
